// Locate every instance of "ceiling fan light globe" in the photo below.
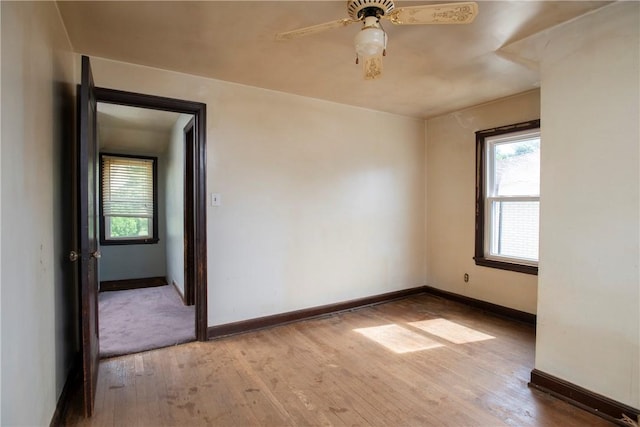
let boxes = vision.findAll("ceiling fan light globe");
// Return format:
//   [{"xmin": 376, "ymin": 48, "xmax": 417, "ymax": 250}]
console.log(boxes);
[{"xmin": 354, "ymin": 27, "xmax": 386, "ymax": 57}]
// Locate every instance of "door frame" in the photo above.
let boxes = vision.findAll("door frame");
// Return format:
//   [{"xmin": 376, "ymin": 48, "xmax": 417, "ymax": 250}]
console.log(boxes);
[{"xmin": 95, "ymin": 87, "xmax": 208, "ymax": 341}]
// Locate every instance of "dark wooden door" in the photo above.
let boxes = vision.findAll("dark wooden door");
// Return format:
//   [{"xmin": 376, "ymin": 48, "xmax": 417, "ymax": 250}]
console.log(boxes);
[
  {"xmin": 78, "ymin": 55, "xmax": 100, "ymax": 417},
  {"xmin": 184, "ymin": 118, "xmax": 195, "ymax": 306}
]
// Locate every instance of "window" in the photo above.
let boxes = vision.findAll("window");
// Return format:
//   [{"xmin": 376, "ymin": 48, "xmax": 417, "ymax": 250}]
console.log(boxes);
[
  {"xmin": 474, "ymin": 120, "xmax": 540, "ymax": 275},
  {"xmin": 100, "ymin": 153, "xmax": 158, "ymax": 245}
]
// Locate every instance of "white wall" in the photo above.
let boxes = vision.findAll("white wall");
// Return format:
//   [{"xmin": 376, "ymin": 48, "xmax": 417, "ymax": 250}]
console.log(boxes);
[
  {"xmin": 534, "ymin": 3, "xmax": 639, "ymax": 408},
  {"xmin": 1, "ymin": 2, "xmax": 77, "ymax": 425},
  {"xmin": 165, "ymin": 114, "xmax": 192, "ymax": 296},
  {"xmin": 98, "ymin": 151, "xmax": 168, "ymax": 282},
  {"xmin": 425, "ymin": 91, "xmax": 540, "ymax": 314},
  {"xmin": 86, "ymin": 57, "xmax": 426, "ymax": 326}
]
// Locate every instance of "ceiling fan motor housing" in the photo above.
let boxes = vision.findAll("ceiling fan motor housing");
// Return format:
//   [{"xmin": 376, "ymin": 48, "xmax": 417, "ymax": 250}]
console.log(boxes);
[{"xmin": 347, "ymin": 0, "xmax": 395, "ymax": 20}]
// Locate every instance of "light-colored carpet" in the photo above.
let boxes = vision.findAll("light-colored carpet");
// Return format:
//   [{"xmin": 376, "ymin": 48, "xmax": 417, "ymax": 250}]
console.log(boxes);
[{"xmin": 99, "ymin": 284, "xmax": 195, "ymax": 358}]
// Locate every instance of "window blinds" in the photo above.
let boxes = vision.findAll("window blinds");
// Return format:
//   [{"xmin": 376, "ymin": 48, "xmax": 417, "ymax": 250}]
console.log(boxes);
[{"xmin": 101, "ymin": 155, "xmax": 154, "ymax": 218}]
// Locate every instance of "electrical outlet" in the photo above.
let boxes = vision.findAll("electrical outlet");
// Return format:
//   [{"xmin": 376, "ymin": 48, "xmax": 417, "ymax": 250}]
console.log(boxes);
[{"xmin": 464, "ymin": 273, "xmax": 469, "ymax": 283}]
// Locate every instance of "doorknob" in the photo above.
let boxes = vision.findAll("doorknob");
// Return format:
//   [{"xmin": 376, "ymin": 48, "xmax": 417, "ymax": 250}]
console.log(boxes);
[
  {"xmin": 91, "ymin": 251, "xmax": 101, "ymax": 259},
  {"xmin": 69, "ymin": 251, "xmax": 79, "ymax": 262}
]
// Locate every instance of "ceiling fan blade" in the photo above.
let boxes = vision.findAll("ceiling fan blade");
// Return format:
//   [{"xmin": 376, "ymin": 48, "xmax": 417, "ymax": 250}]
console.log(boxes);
[
  {"xmin": 385, "ymin": 2, "xmax": 478, "ymax": 25},
  {"xmin": 276, "ymin": 18, "xmax": 358, "ymax": 41},
  {"xmin": 362, "ymin": 54, "xmax": 383, "ymax": 80}
]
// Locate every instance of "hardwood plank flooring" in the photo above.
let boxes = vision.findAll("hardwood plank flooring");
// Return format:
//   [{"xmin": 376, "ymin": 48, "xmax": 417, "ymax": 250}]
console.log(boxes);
[{"xmin": 63, "ymin": 294, "xmax": 613, "ymax": 426}]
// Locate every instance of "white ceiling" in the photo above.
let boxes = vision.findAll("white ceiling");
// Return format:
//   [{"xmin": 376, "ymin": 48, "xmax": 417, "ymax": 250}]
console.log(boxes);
[
  {"xmin": 58, "ymin": 1, "xmax": 611, "ymax": 118},
  {"xmin": 97, "ymin": 103, "xmax": 183, "ymax": 154}
]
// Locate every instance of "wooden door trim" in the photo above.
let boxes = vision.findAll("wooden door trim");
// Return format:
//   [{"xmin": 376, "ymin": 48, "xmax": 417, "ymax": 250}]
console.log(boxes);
[{"xmin": 94, "ymin": 87, "xmax": 208, "ymax": 341}]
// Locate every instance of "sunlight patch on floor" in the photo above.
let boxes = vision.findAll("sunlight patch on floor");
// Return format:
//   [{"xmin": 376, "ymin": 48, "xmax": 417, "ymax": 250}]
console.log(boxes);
[
  {"xmin": 409, "ymin": 318, "xmax": 495, "ymax": 344},
  {"xmin": 353, "ymin": 324, "xmax": 444, "ymax": 354}
]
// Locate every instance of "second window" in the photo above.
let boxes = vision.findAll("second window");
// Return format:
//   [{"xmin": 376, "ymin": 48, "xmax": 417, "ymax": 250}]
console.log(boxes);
[
  {"xmin": 100, "ymin": 153, "xmax": 158, "ymax": 245},
  {"xmin": 475, "ymin": 120, "xmax": 540, "ymax": 274}
]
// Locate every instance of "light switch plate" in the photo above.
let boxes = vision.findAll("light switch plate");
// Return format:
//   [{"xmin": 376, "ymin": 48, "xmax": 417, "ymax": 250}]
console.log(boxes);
[{"xmin": 211, "ymin": 193, "xmax": 221, "ymax": 206}]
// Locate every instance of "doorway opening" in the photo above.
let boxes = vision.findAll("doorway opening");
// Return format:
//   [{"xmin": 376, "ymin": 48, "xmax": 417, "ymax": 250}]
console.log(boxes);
[
  {"xmin": 96, "ymin": 103, "xmax": 199, "ymax": 357},
  {"xmin": 95, "ymin": 87, "xmax": 208, "ymax": 348}
]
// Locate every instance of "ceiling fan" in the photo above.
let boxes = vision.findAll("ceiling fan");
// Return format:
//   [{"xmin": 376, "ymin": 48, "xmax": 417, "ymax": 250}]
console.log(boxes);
[{"xmin": 276, "ymin": 0, "xmax": 478, "ymax": 80}]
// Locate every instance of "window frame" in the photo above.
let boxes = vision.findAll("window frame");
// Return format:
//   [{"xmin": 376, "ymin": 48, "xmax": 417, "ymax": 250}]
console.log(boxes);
[
  {"xmin": 474, "ymin": 119, "xmax": 540, "ymax": 275},
  {"xmin": 99, "ymin": 152, "xmax": 159, "ymax": 245}
]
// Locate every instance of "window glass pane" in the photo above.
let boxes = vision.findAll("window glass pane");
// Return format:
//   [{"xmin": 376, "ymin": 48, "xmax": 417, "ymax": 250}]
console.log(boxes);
[
  {"xmin": 490, "ymin": 200, "xmax": 539, "ymax": 261},
  {"xmin": 108, "ymin": 217, "xmax": 151, "ymax": 239},
  {"xmin": 102, "ymin": 156, "xmax": 154, "ymax": 217},
  {"xmin": 492, "ymin": 137, "xmax": 540, "ymax": 196}
]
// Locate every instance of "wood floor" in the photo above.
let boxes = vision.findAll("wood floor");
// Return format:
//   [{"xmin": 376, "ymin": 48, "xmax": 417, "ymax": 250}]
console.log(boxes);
[{"xmin": 63, "ymin": 294, "xmax": 612, "ymax": 426}]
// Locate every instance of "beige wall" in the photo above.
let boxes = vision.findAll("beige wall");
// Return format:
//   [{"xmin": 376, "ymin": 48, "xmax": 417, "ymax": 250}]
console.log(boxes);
[
  {"xmin": 425, "ymin": 91, "xmax": 540, "ymax": 314},
  {"xmin": 534, "ymin": 3, "xmax": 639, "ymax": 408},
  {"xmin": 1, "ymin": 2, "xmax": 77, "ymax": 425},
  {"xmin": 87, "ymin": 57, "xmax": 426, "ymax": 326}
]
